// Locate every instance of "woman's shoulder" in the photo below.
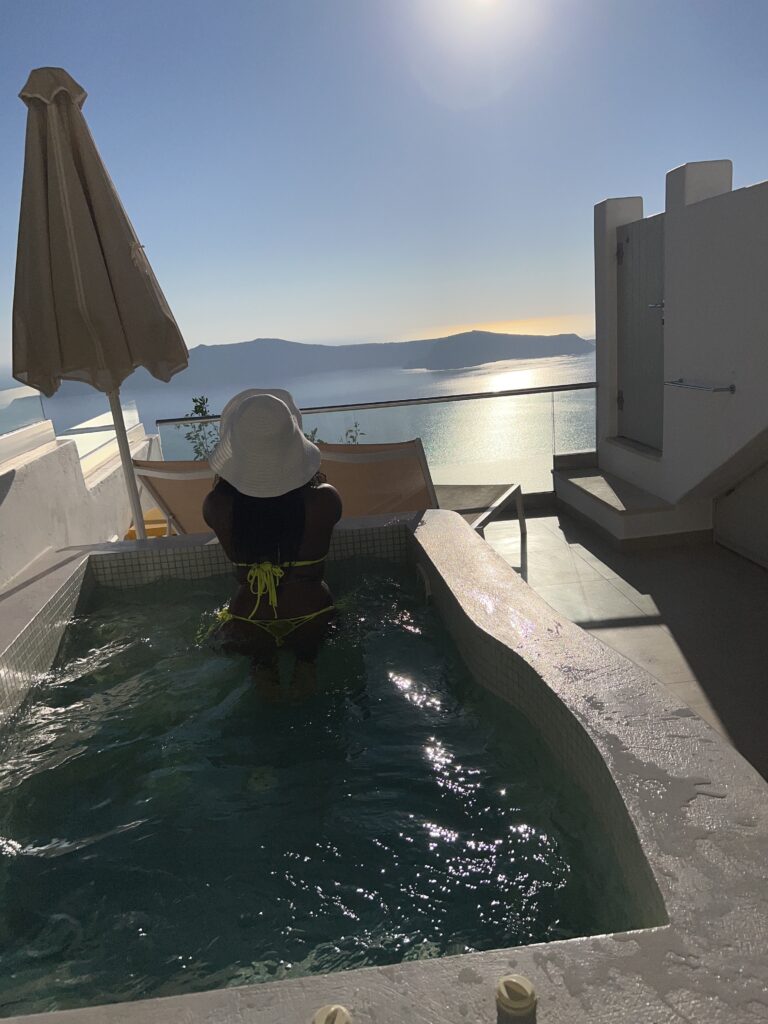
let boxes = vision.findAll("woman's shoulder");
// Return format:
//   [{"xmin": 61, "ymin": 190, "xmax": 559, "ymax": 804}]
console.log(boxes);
[
  {"xmin": 307, "ymin": 482, "xmax": 342, "ymax": 523},
  {"xmin": 202, "ymin": 483, "xmax": 233, "ymax": 532}
]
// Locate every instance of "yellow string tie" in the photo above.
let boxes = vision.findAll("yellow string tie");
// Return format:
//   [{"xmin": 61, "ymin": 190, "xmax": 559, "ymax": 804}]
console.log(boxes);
[{"xmin": 245, "ymin": 562, "xmax": 285, "ymax": 616}]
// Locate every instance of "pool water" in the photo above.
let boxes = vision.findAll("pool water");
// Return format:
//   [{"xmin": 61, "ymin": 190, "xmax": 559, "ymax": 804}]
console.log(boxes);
[{"xmin": 0, "ymin": 561, "xmax": 630, "ymax": 1016}]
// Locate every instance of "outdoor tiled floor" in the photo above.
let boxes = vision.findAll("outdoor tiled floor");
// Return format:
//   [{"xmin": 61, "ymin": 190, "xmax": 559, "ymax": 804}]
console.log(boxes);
[{"xmin": 485, "ymin": 512, "xmax": 768, "ymax": 780}]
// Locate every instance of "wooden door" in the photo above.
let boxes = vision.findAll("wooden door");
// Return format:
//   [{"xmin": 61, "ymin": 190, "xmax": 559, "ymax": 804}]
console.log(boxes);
[{"xmin": 616, "ymin": 213, "xmax": 664, "ymax": 451}]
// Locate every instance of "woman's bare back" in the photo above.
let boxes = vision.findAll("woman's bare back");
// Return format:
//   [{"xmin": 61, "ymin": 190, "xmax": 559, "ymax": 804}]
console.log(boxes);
[{"xmin": 203, "ymin": 481, "xmax": 342, "ymax": 661}]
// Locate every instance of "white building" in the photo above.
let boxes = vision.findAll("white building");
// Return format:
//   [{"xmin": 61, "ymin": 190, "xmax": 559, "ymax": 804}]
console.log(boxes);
[{"xmin": 555, "ymin": 160, "xmax": 768, "ymax": 567}]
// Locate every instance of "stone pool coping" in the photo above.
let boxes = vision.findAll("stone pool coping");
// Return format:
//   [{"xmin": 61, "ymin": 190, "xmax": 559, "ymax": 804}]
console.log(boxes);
[{"xmin": 0, "ymin": 511, "xmax": 766, "ymax": 1023}]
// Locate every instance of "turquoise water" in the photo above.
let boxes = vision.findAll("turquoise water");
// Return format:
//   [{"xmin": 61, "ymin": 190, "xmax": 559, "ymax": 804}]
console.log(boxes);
[{"xmin": 0, "ymin": 561, "xmax": 628, "ymax": 1016}]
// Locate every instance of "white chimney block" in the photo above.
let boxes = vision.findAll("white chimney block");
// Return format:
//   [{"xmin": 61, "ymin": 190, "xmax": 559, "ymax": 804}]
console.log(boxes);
[{"xmin": 666, "ymin": 160, "xmax": 733, "ymax": 211}]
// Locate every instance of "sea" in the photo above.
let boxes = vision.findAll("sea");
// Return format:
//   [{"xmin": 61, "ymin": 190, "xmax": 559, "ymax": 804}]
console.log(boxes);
[{"xmin": 11, "ymin": 352, "xmax": 596, "ymax": 492}]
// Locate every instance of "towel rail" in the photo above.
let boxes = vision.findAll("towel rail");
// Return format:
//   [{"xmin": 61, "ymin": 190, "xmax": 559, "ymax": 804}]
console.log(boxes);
[{"xmin": 664, "ymin": 378, "xmax": 735, "ymax": 394}]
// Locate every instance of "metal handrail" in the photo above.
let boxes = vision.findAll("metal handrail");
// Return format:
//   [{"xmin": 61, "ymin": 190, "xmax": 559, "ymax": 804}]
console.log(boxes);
[
  {"xmin": 664, "ymin": 378, "xmax": 736, "ymax": 394},
  {"xmin": 156, "ymin": 381, "xmax": 597, "ymax": 425}
]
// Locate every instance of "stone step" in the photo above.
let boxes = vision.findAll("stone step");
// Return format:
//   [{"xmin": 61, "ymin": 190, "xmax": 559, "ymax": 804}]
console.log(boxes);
[{"xmin": 553, "ymin": 467, "xmax": 712, "ymax": 543}]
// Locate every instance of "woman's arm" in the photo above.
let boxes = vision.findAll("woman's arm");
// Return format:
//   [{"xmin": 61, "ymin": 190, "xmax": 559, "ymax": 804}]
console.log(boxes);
[
  {"xmin": 318, "ymin": 483, "xmax": 343, "ymax": 524},
  {"xmin": 203, "ymin": 486, "xmax": 235, "ymax": 557}
]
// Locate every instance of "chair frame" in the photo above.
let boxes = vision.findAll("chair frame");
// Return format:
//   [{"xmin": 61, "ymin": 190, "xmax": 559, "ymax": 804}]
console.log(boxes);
[
  {"xmin": 132, "ymin": 461, "xmax": 213, "ymax": 537},
  {"xmin": 469, "ymin": 483, "xmax": 526, "ymax": 537}
]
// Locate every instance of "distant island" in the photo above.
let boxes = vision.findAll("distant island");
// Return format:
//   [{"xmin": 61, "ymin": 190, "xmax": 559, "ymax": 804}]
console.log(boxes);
[
  {"xmin": 0, "ymin": 330, "xmax": 594, "ymax": 394},
  {"xmin": 127, "ymin": 329, "xmax": 594, "ymax": 398},
  {"xmin": 0, "ymin": 330, "xmax": 595, "ymax": 433},
  {"xmin": 186, "ymin": 329, "xmax": 592, "ymax": 375}
]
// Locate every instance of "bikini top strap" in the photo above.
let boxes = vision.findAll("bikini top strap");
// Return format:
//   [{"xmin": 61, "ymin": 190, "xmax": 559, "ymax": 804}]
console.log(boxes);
[
  {"xmin": 233, "ymin": 556, "xmax": 325, "ymax": 571},
  {"xmin": 231, "ymin": 561, "xmax": 283, "ymax": 616},
  {"xmin": 232, "ymin": 556, "xmax": 325, "ymax": 618}
]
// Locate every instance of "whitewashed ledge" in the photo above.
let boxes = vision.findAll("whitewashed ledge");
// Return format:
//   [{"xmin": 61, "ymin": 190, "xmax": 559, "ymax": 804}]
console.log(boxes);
[
  {"xmin": 0, "ymin": 418, "xmax": 160, "ymax": 591},
  {"xmin": 0, "ymin": 511, "xmax": 766, "ymax": 1024}
]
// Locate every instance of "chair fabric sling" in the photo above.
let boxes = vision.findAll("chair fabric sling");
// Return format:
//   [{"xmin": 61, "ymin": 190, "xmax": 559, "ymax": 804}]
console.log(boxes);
[
  {"xmin": 132, "ymin": 459, "xmax": 214, "ymax": 535},
  {"xmin": 317, "ymin": 439, "xmax": 438, "ymax": 516},
  {"xmin": 318, "ymin": 438, "xmax": 525, "ymax": 533}
]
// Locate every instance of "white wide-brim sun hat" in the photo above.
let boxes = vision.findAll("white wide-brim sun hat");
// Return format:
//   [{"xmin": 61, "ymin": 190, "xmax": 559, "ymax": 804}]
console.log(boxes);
[
  {"xmin": 219, "ymin": 388, "xmax": 303, "ymax": 431},
  {"xmin": 209, "ymin": 393, "xmax": 321, "ymax": 497}
]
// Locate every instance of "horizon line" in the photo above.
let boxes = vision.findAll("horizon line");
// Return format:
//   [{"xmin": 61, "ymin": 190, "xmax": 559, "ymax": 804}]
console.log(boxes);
[{"xmin": 192, "ymin": 313, "xmax": 596, "ymax": 350}]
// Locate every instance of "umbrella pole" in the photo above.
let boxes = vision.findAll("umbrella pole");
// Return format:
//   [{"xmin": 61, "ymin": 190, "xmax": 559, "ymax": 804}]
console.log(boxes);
[{"xmin": 107, "ymin": 389, "xmax": 147, "ymax": 541}]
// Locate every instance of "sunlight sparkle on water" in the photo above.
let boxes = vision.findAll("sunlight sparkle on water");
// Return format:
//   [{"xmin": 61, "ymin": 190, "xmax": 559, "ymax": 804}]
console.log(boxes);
[
  {"xmin": 483, "ymin": 365, "xmax": 537, "ymax": 393},
  {"xmin": 389, "ymin": 671, "xmax": 441, "ymax": 710}
]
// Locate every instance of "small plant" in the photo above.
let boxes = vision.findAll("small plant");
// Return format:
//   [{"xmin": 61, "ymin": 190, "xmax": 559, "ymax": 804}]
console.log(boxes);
[
  {"xmin": 304, "ymin": 422, "xmax": 364, "ymax": 444},
  {"xmin": 341, "ymin": 420, "xmax": 365, "ymax": 444},
  {"xmin": 176, "ymin": 394, "xmax": 220, "ymax": 460}
]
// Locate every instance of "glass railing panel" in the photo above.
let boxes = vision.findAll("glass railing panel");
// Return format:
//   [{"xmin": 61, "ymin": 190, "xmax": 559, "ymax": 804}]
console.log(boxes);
[
  {"xmin": 57, "ymin": 399, "xmax": 143, "ymax": 467},
  {"xmin": 122, "ymin": 399, "xmax": 140, "ymax": 431},
  {"xmin": 155, "ymin": 384, "xmax": 596, "ymax": 493},
  {"xmin": 60, "ymin": 399, "xmax": 140, "ymax": 436},
  {"xmin": 552, "ymin": 387, "xmax": 596, "ymax": 454},
  {"xmin": 39, "ymin": 386, "xmax": 143, "ymax": 437},
  {"xmin": 157, "ymin": 416, "xmax": 220, "ymax": 460},
  {"xmin": 304, "ymin": 391, "xmax": 558, "ymax": 493},
  {"xmin": 0, "ymin": 384, "xmax": 45, "ymax": 437}
]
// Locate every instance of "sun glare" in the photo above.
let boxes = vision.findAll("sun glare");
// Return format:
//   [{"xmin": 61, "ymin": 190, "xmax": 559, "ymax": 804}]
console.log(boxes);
[{"xmin": 405, "ymin": 0, "xmax": 545, "ymax": 110}]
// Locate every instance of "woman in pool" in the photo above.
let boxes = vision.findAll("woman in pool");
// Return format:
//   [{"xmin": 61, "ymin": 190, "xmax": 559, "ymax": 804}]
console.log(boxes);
[{"xmin": 203, "ymin": 391, "xmax": 342, "ymax": 693}]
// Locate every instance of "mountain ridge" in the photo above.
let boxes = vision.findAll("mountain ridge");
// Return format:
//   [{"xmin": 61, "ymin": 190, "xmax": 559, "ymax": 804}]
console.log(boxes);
[
  {"xmin": 154, "ymin": 329, "xmax": 594, "ymax": 389},
  {"xmin": 0, "ymin": 329, "xmax": 595, "ymax": 394}
]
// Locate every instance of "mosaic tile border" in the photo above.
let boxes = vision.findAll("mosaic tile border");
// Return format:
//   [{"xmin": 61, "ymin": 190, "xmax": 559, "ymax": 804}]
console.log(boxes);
[
  {"xmin": 87, "ymin": 522, "xmax": 411, "ymax": 590},
  {"xmin": 423, "ymin": 565, "xmax": 664, "ymax": 928},
  {"xmin": 0, "ymin": 557, "xmax": 89, "ymax": 726}
]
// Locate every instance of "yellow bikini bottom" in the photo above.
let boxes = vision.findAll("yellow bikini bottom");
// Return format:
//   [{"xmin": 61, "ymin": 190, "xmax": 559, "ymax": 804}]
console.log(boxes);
[{"xmin": 215, "ymin": 604, "xmax": 334, "ymax": 647}]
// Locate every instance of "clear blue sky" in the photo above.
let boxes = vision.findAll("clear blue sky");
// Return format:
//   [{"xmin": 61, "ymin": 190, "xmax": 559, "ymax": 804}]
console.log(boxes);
[{"xmin": 1, "ymin": 0, "xmax": 768, "ymax": 358}]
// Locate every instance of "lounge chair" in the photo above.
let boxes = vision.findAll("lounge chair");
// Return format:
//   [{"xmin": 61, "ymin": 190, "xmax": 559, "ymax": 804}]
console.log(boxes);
[
  {"xmin": 318, "ymin": 439, "xmax": 525, "ymax": 535},
  {"xmin": 317, "ymin": 439, "xmax": 437, "ymax": 517},
  {"xmin": 132, "ymin": 459, "xmax": 214, "ymax": 536},
  {"xmin": 131, "ymin": 440, "xmax": 525, "ymax": 538}
]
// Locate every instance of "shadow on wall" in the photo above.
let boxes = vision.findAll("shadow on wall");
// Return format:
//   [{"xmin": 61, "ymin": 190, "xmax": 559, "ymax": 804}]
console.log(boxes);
[
  {"xmin": 0, "ymin": 550, "xmax": 85, "ymax": 607},
  {"xmin": 0, "ymin": 470, "xmax": 15, "ymax": 508},
  {"xmin": 714, "ymin": 458, "xmax": 768, "ymax": 570},
  {"xmin": 555, "ymin": 516, "xmax": 768, "ymax": 781}
]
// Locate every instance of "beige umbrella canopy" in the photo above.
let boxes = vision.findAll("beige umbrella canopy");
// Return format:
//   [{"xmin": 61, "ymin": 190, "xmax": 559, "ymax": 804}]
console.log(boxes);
[{"xmin": 12, "ymin": 67, "xmax": 189, "ymax": 539}]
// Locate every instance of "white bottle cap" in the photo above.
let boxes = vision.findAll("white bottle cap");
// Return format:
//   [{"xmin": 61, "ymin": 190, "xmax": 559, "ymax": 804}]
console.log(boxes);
[
  {"xmin": 495, "ymin": 974, "xmax": 537, "ymax": 1016},
  {"xmin": 312, "ymin": 1005, "xmax": 352, "ymax": 1024}
]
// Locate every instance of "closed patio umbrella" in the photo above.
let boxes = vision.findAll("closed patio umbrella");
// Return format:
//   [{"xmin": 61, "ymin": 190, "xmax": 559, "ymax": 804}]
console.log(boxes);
[{"xmin": 12, "ymin": 67, "xmax": 189, "ymax": 539}]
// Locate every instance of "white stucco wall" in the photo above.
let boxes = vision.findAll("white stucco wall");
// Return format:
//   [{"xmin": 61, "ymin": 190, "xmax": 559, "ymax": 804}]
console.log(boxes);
[
  {"xmin": 661, "ymin": 177, "xmax": 768, "ymax": 499},
  {"xmin": 0, "ymin": 424, "xmax": 160, "ymax": 590},
  {"xmin": 596, "ymin": 162, "xmax": 768, "ymax": 506}
]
